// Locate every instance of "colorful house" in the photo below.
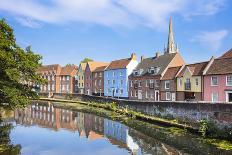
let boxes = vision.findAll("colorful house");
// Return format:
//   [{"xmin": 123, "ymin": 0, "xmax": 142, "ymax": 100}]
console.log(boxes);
[
  {"xmin": 128, "ymin": 17, "xmax": 185, "ymax": 101},
  {"xmin": 77, "ymin": 63, "xmax": 87, "ymax": 94},
  {"xmin": 85, "ymin": 62, "xmax": 109, "ymax": 95},
  {"xmin": 104, "ymin": 53, "xmax": 138, "ymax": 98},
  {"xmin": 92, "ymin": 64, "xmax": 109, "ymax": 96},
  {"xmin": 160, "ymin": 66, "xmax": 182, "ymax": 101},
  {"xmin": 203, "ymin": 49, "xmax": 232, "ymax": 102},
  {"xmin": 176, "ymin": 61, "xmax": 209, "ymax": 101}
]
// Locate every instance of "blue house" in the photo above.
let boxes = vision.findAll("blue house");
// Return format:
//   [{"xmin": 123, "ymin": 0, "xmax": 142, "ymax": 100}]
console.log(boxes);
[{"xmin": 104, "ymin": 53, "xmax": 138, "ymax": 98}]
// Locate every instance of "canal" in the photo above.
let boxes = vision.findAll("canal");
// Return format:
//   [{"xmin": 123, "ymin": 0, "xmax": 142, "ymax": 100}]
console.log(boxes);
[{"xmin": 0, "ymin": 101, "xmax": 232, "ymax": 155}]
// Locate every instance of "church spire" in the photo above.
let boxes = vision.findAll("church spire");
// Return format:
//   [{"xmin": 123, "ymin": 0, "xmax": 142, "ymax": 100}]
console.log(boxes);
[{"xmin": 165, "ymin": 17, "xmax": 178, "ymax": 54}]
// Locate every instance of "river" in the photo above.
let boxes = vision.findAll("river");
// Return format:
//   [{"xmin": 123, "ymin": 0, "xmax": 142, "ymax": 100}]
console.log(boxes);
[{"xmin": 0, "ymin": 101, "xmax": 231, "ymax": 155}]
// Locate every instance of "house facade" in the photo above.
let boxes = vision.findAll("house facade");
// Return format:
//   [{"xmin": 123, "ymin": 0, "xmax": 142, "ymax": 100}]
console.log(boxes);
[
  {"xmin": 203, "ymin": 50, "xmax": 232, "ymax": 102},
  {"xmin": 160, "ymin": 66, "xmax": 182, "ymax": 101},
  {"xmin": 176, "ymin": 62, "xmax": 208, "ymax": 101},
  {"xmin": 92, "ymin": 65, "xmax": 108, "ymax": 96},
  {"xmin": 104, "ymin": 53, "xmax": 138, "ymax": 98},
  {"xmin": 84, "ymin": 62, "xmax": 109, "ymax": 95},
  {"xmin": 129, "ymin": 17, "xmax": 185, "ymax": 101},
  {"xmin": 37, "ymin": 64, "xmax": 78, "ymax": 94},
  {"xmin": 77, "ymin": 63, "xmax": 87, "ymax": 94}
]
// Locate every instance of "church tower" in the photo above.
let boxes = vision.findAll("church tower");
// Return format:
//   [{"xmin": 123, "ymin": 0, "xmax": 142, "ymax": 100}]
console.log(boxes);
[{"xmin": 165, "ymin": 17, "xmax": 179, "ymax": 54}]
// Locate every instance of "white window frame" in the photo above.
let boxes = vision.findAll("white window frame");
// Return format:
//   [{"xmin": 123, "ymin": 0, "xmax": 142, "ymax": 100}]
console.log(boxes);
[
  {"xmin": 107, "ymin": 80, "xmax": 110, "ymax": 85},
  {"xmin": 120, "ymin": 71, "xmax": 123, "ymax": 76},
  {"xmin": 165, "ymin": 81, "xmax": 170, "ymax": 90},
  {"xmin": 145, "ymin": 91, "xmax": 148, "ymax": 98},
  {"xmin": 211, "ymin": 76, "xmax": 218, "ymax": 86},
  {"xmin": 138, "ymin": 80, "xmax": 142, "ymax": 87},
  {"xmin": 179, "ymin": 78, "xmax": 182, "ymax": 87},
  {"xmin": 120, "ymin": 79, "xmax": 123, "ymax": 85},
  {"xmin": 211, "ymin": 92, "xmax": 218, "ymax": 102},
  {"xmin": 112, "ymin": 80, "xmax": 115, "ymax": 85},
  {"xmin": 113, "ymin": 72, "xmax": 115, "ymax": 77},
  {"xmin": 131, "ymin": 90, "xmax": 133, "ymax": 97},
  {"xmin": 166, "ymin": 92, "xmax": 171, "ymax": 100},
  {"xmin": 130, "ymin": 80, "xmax": 133, "ymax": 87},
  {"xmin": 67, "ymin": 76, "xmax": 70, "ymax": 81},
  {"xmin": 226, "ymin": 75, "xmax": 232, "ymax": 86},
  {"xmin": 135, "ymin": 90, "xmax": 138, "ymax": 97}
]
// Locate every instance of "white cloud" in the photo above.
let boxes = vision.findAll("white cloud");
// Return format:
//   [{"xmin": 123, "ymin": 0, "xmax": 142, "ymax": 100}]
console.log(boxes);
[
  {"xmin": 190, "ymin": 30, "xmax": 229, "ymax": 50},
  {"xmin": 15, "ymin": 17, "xmax": 41, "ymax": 28},
  {"xmin": 0, "ymin": 0, "xmax": 227, "ymax": 29}
]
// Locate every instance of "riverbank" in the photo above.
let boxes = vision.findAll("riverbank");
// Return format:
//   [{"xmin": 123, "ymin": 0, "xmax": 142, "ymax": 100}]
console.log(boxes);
[
  {"xmin": 35, "ymin": 98, "xmax": 232, "ymax": 154},
  {"xmin": 38, "ymin": 98, "xmax": 232, "ymax": 152}
]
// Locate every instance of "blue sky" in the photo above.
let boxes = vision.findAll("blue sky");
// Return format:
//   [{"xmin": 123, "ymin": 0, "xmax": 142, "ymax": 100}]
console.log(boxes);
[{"xmin": 0, "ymin": 0, "xmax": 232, "ymax": 66}]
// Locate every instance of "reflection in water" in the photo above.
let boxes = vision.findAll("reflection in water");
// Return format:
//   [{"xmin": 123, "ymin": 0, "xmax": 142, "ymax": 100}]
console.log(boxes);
[{"xmin": 12, "ymin": 102, "xmax": 180, "ymax": 155}]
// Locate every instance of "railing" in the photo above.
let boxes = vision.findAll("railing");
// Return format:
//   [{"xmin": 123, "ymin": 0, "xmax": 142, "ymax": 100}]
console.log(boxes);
[{"xmin": 185, "ymin": 82, "xmax": 191, "ymax": 90}]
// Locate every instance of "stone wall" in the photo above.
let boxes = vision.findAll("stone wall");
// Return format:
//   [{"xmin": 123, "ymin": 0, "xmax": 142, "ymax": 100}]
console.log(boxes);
[{"xmin": 40, "ymin": 93, "xmax": 232, "ymax": 128}]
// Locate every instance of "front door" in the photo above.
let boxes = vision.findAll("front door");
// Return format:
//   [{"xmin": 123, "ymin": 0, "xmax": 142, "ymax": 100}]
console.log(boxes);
[
  {"xmin": 155, "ymin": 90, "xmax": 159, "ymax": 101},
  {"xmin": 138, "ymin": 90, "xmax": 142, "ymax": 100},
  {"xmin": 171, "ymin": 93, "xmax": 176, "ymax": 101},
  {"xmin": 229, "ymin": 93, "xmax": 232, "ymax": 102}
]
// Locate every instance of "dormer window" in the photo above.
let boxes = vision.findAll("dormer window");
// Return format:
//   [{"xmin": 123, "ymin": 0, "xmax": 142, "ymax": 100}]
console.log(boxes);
[
  {"xmin": 148, "ymin": 67, "xmax": 160, "ymax": 75},
  {"xmin": 133, "ymin": 70, "xmax": 139, "ymax": 76}
]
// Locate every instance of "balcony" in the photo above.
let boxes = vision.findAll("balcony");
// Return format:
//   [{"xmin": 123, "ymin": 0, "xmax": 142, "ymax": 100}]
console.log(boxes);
[
  {"xmin": 185, "ymin": 82, "xmax": 191, "ymax": 90},
  {"xmin": 149, "ymin": 83, "xmax": 154, "ymax": 89}
]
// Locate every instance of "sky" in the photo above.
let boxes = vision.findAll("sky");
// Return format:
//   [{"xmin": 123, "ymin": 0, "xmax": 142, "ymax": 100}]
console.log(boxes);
[{"xmin": 0, "ymin": 0, "xmax": 232, "ymax": 66}]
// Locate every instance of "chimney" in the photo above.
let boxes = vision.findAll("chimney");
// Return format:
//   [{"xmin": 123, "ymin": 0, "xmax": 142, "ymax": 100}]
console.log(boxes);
[
  {"xmin": 155, "ymin": 52, "xmax": 160, "ymax": 58},
  {"xmin": 140, "ymin": 55, "xmax": 145, "ymax": 62},
  {"xmin": 131, "ymin": 53, "xmax": 136, "ymax": 60}
]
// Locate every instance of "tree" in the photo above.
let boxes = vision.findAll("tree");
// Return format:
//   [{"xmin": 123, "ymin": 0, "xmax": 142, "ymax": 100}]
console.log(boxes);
[
  {"xmin": 0, "ymin": 19, "xmax": 45, "ymax": 109},
  {"xmin": 80, "ymin": 58, "xmax": 93, "ymax": 63}
]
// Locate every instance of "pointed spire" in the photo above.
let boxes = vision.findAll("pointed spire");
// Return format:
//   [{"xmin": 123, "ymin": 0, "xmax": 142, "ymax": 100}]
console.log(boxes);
[{"xmin": 166, "ymin": 16, "xmax": 178, "ymax": 54}]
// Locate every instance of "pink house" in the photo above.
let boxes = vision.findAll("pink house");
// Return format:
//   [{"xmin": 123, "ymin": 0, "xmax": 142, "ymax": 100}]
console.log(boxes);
[{"xmin": 203, "ymin": 49, "xmax": 232, "ymax": 103}]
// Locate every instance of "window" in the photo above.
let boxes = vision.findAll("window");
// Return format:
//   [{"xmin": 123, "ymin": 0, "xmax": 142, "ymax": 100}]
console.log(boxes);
[
  {"xmin": 179, "ymin": 78, "xmax": 182, "ymax": 86},
  {"xmin": 150, "ymin": 91, "xmax": 154, "ymax": 99},
  {"xmin": 107, "ymin": 72, "xmax": 109, "ymax": 77},
  {"xmin": 165, "ymin": 81, "xmax": 170, "ymax": 90},
  {"xmin": 112, "ymin": 80, "xmax": 115, "ymax": 85},
  {"xmin": 195, "ymin": 78, "xmax": 199, "ymax": 86},
  {"xmin": 95, "ymin": 73, "xmax": 97, "ymax": 78},
  {"xmin": 211, "ymin": 76, "xmax": 218, "ymax": 86},
  {"xmin": 52, "ymin": 84, "xmax": 55, "ymax": 91},
  {"xmin": 166, "ymin": 92, "xmax": 171, "ymax": 100},
  {"xmin": 107, "ymin": 80, "xmax": 110, "ymax": 85},
  {"xmin": 48, "ymin": 84, "xmax": 50, "ymax": 91},
  {"xmin": 226, "ymin": 75, "xmax": 232, "ymax": 86},
  {"xmin": 62, "ymin": 85, "xmax": 65, "ymax": 91},
  {"xmin": 212, "ymin": 92, "xmax": 218, "ymax": 102},
  {"xmin": 99, "ymin": 80, "xmax": 101, "ymax": 86},
  {"xmin": 130, "ymin": 80, "xmax": 133, "ymax": 87},
  {"xmin": 63, "ymin": 76, "xmax": 65, "ymax": 81},
  {"xmin": 67, "ymin": 76, "xmax": 69, "ymax": 81},
  {"xmin": 120, "ymin": 79, "xmax": 123, "ymax": 85},
  {"xmin": 99, "ymin": 72, "xmax": 102, "ymax": 77},
  {"xmin": 131, "ymin": 91, "xmax": 133, "ymax": 97},
  {"xmin": 67, "ymin": 85, "xmax": 69, "ymax": 91},
  {"xmin": 120, "ymin": 89, "xmax": 123, "ymax": 94},
  {"xmin": 79, "ymin": 83, "xmax": 80, "ymax": 87},
  {"xmin": 82, "ymin": 83, "xmax": 83, "ymax": 87},
  {"xmin": 82, "ymin": 76, "xmax": 83, "ymax": 80},
  {"xmin": 155, "ymin": 80, "xmax": 159, "ymax": 87},
  {"xmin": 95, "ymin": 80, "xmax": 97, "ymax": 86},
  {"xmin": 145, "ymin": 91, "xmax": 148, "ymax": 98},
  {"xmin": 120, "ymin": 71, "xmax": 123, "ymax": 76},
  {"xmin": 135, "ymin": 90, "xmax": 138, "ymax": 97},
  {"xmin": 146, "ymin": 80, "xmax": 148, "ymax": 87},
  {"xmin": 113, "ymin": 72, "xmax": 115, "ymax": 77},
  {"xmin": 138, "ymin": 81, "xmax": 142, "ymax": 87},
  {"xmin": 150, "ymin": 79, "xmax": 154, "ymax": 84}
]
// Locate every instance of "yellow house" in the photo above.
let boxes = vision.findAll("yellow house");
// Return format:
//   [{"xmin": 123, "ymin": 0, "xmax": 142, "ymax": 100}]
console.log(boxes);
[
  {"xmin": 77, "ymin": 63, "xmax": 87, "ymax": 94},
  {"xmin": 176, "ymin": 61, "xmax": 209, "ymax": 101}
]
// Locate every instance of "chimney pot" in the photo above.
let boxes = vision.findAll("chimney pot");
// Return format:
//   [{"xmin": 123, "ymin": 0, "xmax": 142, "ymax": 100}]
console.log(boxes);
[
  {"xmin": 131, "ymin": 53, "xmax": 136, "ymax": 60},
  {"xmin": 156, "ymin": 52, "xmax": 160, "ymax": 58},
  {"xmin": 140, "ymin": 55, "xmax": 145, "ymax": 62}
]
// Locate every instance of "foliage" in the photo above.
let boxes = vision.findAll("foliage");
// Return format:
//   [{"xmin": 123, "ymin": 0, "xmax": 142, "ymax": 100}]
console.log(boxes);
[
  {"xmin": 0, "ymin": 19, "xmax": 45, "ymax": 109},
  {"xmin": 80, "ymin": 58, "xmax": 93, "ymax": 63},
  {"xmin": 0, "ymin": 120, "xmax": 21, "ymax": 154}
]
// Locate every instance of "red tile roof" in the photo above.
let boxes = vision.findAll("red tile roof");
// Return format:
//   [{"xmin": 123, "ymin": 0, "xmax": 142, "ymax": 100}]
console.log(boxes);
[
  {"xmin": 87, "ymin": 62, "xmax": 109, "ymax": 72},
  {"xmin": 106, "ymin": 58, "xmax": 131, "ymax": 70},
  {"xmin": 205, "ymin": 57, "xmax": 232, "ymax": 75},
  {"xmin": 93, "ymin": 65, "xmax": 108, "ymax": 72},
  {"xmin": 220, "ymin": 48, "xmax": 232, "ymax": 59},
  {"xmin": 60, "ymin": 65, "xmax": 78, "ymax": 76},
  {"xmin": 177, "ymin": 61, "xmax": 208, "ymax": 77},
  {"xmin": 37, "ymin": 64, "xmax": 61, "ymax": 72},
  {"xmin": 162, "ymin": 66, "xmax": 182, "ymax": 80}
]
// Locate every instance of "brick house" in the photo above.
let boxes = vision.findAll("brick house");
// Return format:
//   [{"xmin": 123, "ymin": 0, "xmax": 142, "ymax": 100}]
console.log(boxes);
[
  {"xmin": 84, "ymin": 62, "xmax": 109, "ymax": 95},
  {"xmin": 77, "ymin": 63, "xmax": 87, "ymax": 94},
  {"xmin": 160, "ymin": 66, "xmax": 182, "ymax": 101},
  {"xmin": 176, "ymin": 62, "xmax": 209, "ymax": 101},
  {"xmin": 128, "ymin": 17, "xmax": 185, "ymax": 101},
  {"xmin": 37, "ymin": 64, "xmax": 78, "ymax": 94},
  {"xmin": 92, "ymin": 65, "xmax": 109, "ymax": 96},
  {"xmin": 203, "ymin": 49, "xmax": 232, "ymax": 102}
]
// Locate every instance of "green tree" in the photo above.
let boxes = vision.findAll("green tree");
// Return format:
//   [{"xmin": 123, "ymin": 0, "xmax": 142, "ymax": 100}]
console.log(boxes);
[
  {"xmin": 80, "ymin": 58, "xmax": 93, "ymax": 63},
  {"xmin": 0, "ymin": 19, "xmax": 45, "ymax": 110}
]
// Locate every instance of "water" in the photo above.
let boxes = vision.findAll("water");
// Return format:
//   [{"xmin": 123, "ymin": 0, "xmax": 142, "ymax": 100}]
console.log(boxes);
[{"xmin": 1, "ymin": 102, "xmax": 231, "ymax": 155}]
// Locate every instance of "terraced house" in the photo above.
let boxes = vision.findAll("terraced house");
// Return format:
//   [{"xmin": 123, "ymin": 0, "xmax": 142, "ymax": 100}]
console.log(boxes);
[
  {"xmin": 92, "ymin": 64, "xmax": 109, "ymax": 96},
  {"xmin": 203, "ymin": 49, "xmax": 232, "ymax": 102},
  {"xmin": 77, "ymin": 63, "xmax": 87, "ymax": 94},
  {"xmin": 176, "ymin": 61, "xmax": 209, "ymax": 101},
  {"xmin": 37, "ymin": 64, "xmax": 78, "ymax": 94},
  {"xmin": 104, "ymin": 53, "xmax": 138, "ymax": 98},
  {"xmin": 129, "ymin": 18, "xmax": 185, "ymax": 101},
  {"xmin": 84, "ymin": 62, "xmax": 109, "ymax": 95}
]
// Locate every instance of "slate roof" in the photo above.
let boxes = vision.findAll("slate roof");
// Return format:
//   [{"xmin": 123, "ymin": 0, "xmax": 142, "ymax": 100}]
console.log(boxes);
[
  {"xmin": 177, "ymin": 61, "xmax": 208, "ymax": 77},
  {"xmin": 162, "ymin": 66, "xmax": 182, "ymax": 80},
  {"xmin": 105, "ymin": 58, "xmax": 131, "ymax": 70},
  {"xmin": 37, "ymin": 64, "xmax": 61, "ymax": 73},
  {"xmin": 205, "ymin": 57, "xmax": 232, "ymax": 75},
  {"xmin": 87, "ymin": 62, "xmax": 109, "ymax": 72},
  {"xmin": 220, "ymin": 48, "xmax": 232, "ymax": 59},
  {"xmin": 130, "ymin": 53, "xmax": 177, "ymax": 77}
]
